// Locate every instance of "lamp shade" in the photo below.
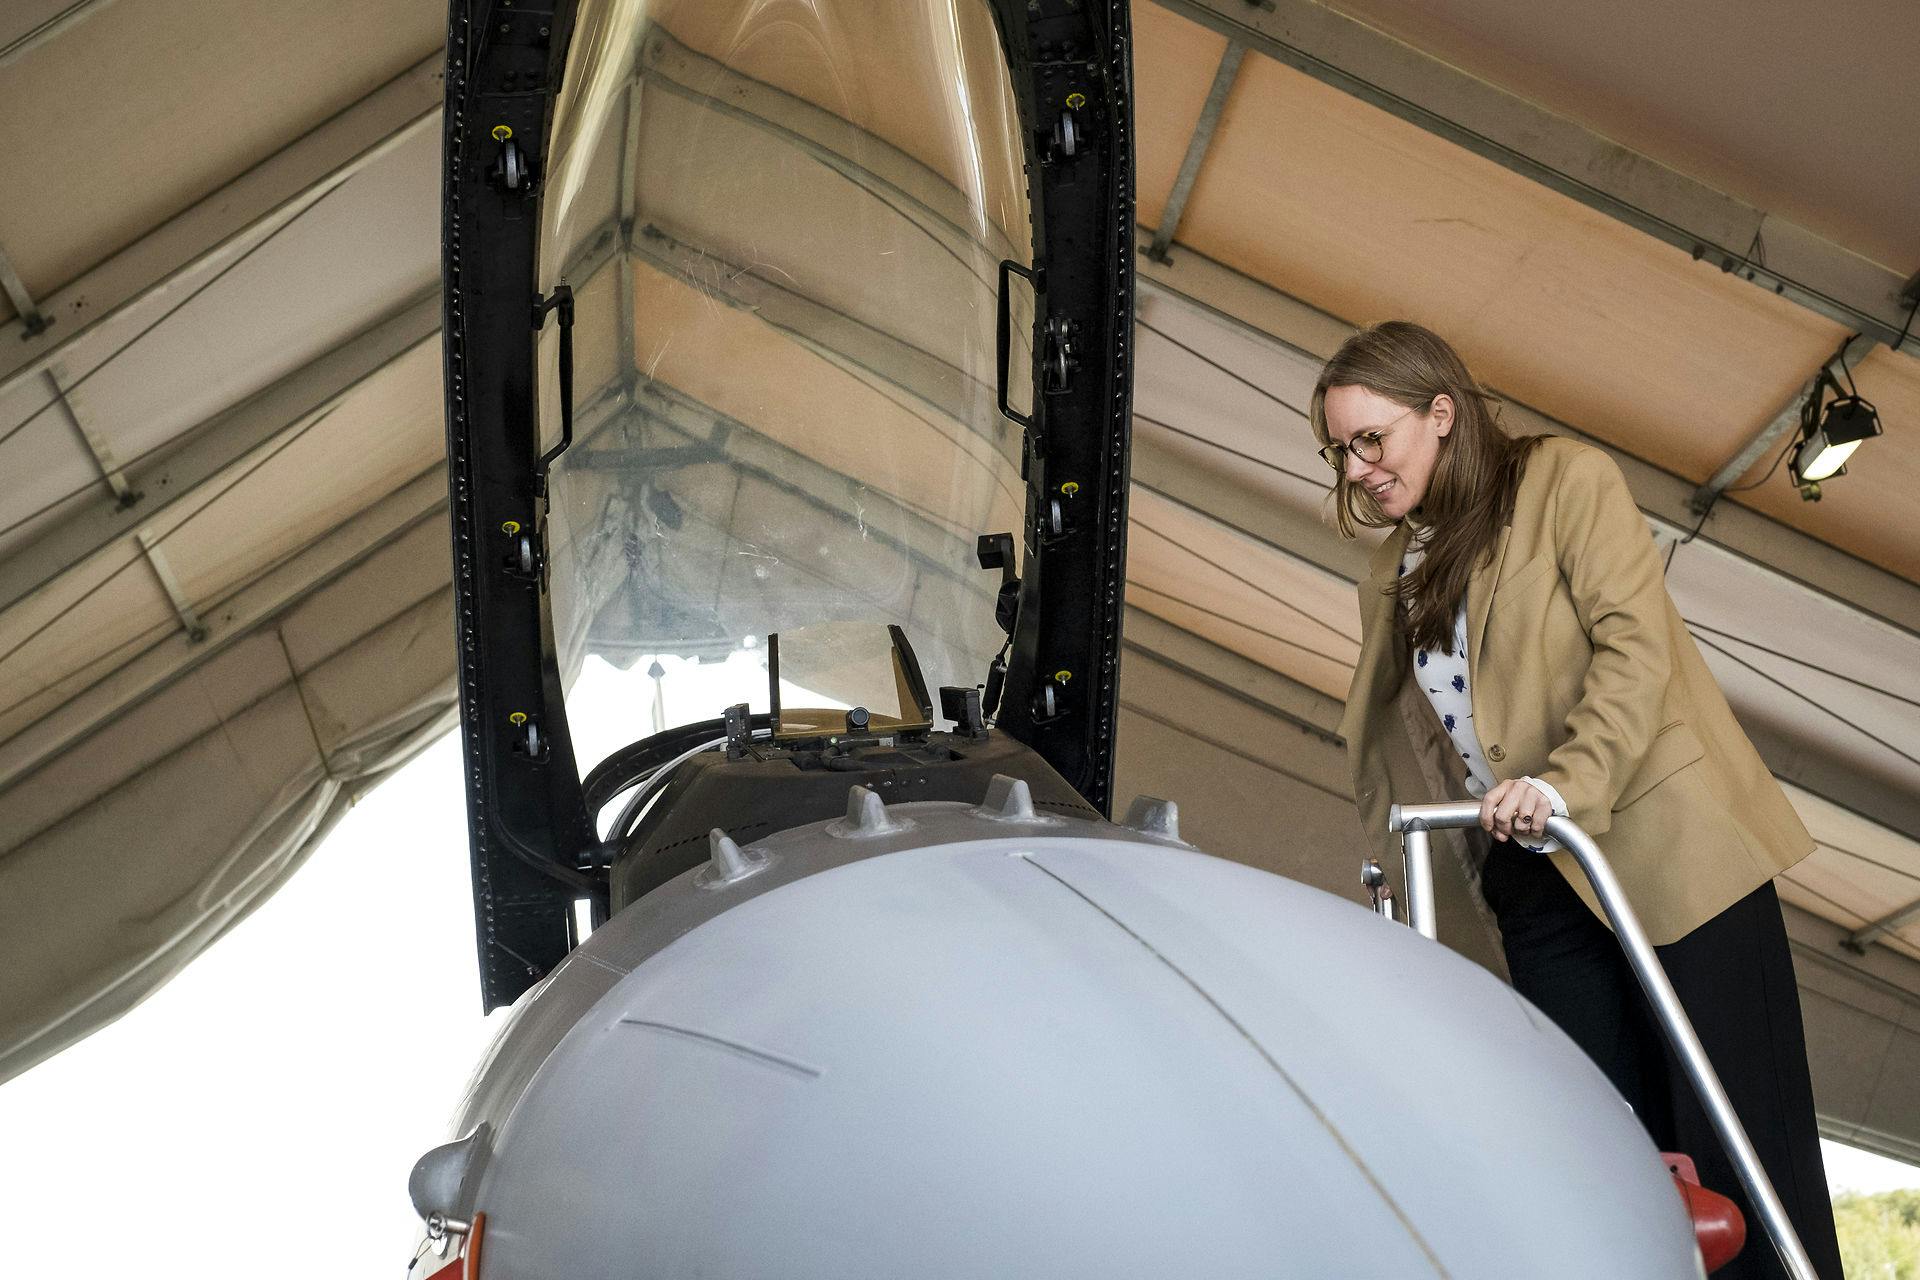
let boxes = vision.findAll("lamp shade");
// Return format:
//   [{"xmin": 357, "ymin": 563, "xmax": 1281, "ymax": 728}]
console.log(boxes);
[{"xmin": 1791, "ymin": 395, "xmax": 1882, "ymax": 484}]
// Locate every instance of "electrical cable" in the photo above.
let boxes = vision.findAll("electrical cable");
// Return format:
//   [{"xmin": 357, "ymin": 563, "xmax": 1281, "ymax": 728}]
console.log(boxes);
[
  {"xmin": 1777, "ymin": 875, "xmax": 1870, "ymax": 929},
  {"xmin": 1891, "ymin": 294, "xmax": 1919, "ymax": 357},
  {"xmin": 0, "ymin": 459, "xmax": 444, "ymax": 729},
  {"xmin": 1132, "ymin": 410, "xmax": 1331, "ymax": 491},
  {"xmin": 606, "ymin": 734, "xmax": 730, "ymax": 841},
  {"xmin": 1663, "ymin": 501, "xmax": 1715, "ymax": 575},
  {"xmin": 1134, "ymin": 316, "xmax": 1312, "ymax": 420},
  {"xmin": 1130, "ymin": 518, "xmax": 1361, "ymax": 645},
  {"xmin": 1685, "ymin": 620, "xmax": 1920, "ymax": 715},
  {"xmin": 0, "ymin": 182, "xmax": 344, "ymax": 453},
  {"xmin": 1691, "ymin": 631, "xmax": 1920, "ymax": 773},
  {"xmin": 1808, "ymin": 840, "xmax": 1920, "ymax": 886},
  {"xmin": 604, "ymin": 727, "xmax": 776, "ymax": 842},
  {"xmin": 0, "ymin": 405, "xmax": 338, "ymax": 675},
  {"xmin": 583, "ymin": 712, "xmax": 769, "ymax": 812},
  {"xmin": 1120, "ymin": 698, "xmax": 1353, "ymax": 804},
  {"xmin": 1834, "ymin": 337, "xmax": 1862, "ymax": 397},
  {"xmin": 1724, "ymin": 427, "xmax": 1800, "ymax": 497},
  {"xmin": 0, "ymin": 418, "xmax": 294, "ymax": 549},
  {"xmin": 1142, "ymin": 479, "xmax": 1920, "ymax": 890},
  {"xmin": 1134, "ymin": 550, "xmax": 1920, "ymax": 886},
  {"xmin": 1128, "ymin": 582, "xmax": 1356, "ymax": 669},
  {"xmin": 1138, "ymin": 489, "xmax": 1920, "ymax": 876}
]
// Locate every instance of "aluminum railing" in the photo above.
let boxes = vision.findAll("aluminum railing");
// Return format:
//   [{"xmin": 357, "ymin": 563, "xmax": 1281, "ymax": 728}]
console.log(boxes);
[{"xmin": 1383, "ymin": 801, "xmax": 1819, "ymax": 1280}]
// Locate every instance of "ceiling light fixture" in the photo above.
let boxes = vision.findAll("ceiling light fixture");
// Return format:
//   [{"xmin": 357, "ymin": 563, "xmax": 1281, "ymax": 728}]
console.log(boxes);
[{"xmin": 1788, "ymin": 361, "xmax": 1882, "ymax": 502}]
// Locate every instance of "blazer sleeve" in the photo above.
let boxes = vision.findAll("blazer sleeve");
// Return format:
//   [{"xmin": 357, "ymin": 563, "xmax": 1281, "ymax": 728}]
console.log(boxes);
[{"xmin": 1531, "ymin": 448, "xmax": 1672, "ymax": 837}]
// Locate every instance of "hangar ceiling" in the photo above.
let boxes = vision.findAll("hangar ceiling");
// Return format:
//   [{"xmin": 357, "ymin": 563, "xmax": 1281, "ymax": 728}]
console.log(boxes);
[{"xmin": 2, "ymin": 0, "xmax": 1918, "ymax": 1155}]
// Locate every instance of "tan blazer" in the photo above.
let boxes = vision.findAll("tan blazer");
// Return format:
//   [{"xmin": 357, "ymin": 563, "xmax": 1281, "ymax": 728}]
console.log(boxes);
[{"xmin": 1336, "ymin": 436, "xmax": 1813, "ymax": 945}]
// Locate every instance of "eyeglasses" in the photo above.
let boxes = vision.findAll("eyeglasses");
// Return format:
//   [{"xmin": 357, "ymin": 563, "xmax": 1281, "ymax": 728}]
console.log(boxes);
[{"xmin": 1317, "ymin": 403, "xmax": 1425, "ymax": 472}]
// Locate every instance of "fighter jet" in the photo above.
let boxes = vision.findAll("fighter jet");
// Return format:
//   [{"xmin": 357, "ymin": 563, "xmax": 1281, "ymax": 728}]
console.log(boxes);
[{"xmin": 409, "ymin": 0, "xmax": 1740, "ymax": 1274}]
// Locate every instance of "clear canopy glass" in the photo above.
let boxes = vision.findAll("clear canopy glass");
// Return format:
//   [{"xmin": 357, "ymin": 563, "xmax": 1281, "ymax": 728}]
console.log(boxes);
[{"xmin": 535, "ymin": 0, "xmax": 1032, "ymax": 775}]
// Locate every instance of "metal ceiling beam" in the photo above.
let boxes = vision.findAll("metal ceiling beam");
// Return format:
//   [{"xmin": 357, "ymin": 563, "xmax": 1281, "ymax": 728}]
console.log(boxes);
[
  {"xmin": 132, "ymin": 528, "xmax": 207, "ymax": 642},
  {"xmin": 1145, "ymin": 41, "xmax": 1245, "ymax": 265},
  {"xmin": 1136, "ymin": 241, "xmax": 1920, "ymax": 640},
  {"xmin": 0, "ymin": 239, "xmax": 49, "ymax": 334},
  {"xmin": 0, "ymin": 289, "xmax": 441, "ymax": 618},
  {"xmin": 0, "ymin": 52, "xmax": 442, "ymax": 402},
  {"xmin": 45, "ymin": 359, "xmax": 207, "ymax": 643},
  {"xmin": 0, "ymin": 0, "xmax": 118, "ymax": 71},
  {"xmin": 614, "ymin": 79, "xmax": 643, "ymax": 395},
  {"xmin": 1691, "ymin": 376, "xmax": 1822, "ymax": 516},
  {"xmin": 1691, "ymin": 333, "xmax": 1874, "ymax": 514},
  {"xmin": 43, "ymin": 365, "xmax": 134, "ymax": 505},
  {"xmin": 1844, "ymin": 895, "xmax": 1920, "ymax": 956},
  {"xmin": 1152, "ymin": 0, "xmax": 1918, "ymax": 356}
]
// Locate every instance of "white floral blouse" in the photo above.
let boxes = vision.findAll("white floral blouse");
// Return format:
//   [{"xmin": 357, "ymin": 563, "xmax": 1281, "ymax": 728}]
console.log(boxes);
[{"xmin": 1401, "ymin": 539, "xmax": 1566, "ymax": 852}]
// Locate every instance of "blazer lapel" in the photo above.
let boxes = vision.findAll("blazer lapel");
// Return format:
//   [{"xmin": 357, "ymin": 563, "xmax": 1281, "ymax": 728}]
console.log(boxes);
[
  {"xmin": 1464, "ymin": 523, "xmax": 1515, "ymax": 677},
  {"xmin": 1339, "ymin": 524, "xmax": 1412, "ymax": 742}
]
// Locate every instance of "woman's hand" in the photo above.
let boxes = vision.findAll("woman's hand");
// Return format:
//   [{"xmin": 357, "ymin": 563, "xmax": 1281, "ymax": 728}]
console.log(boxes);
[{"xmin": 1481, "ymin": 778, "xmax": 1553, "ymax": 844}]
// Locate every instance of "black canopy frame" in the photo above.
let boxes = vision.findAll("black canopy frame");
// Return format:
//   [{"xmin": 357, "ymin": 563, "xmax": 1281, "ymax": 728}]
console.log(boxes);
[{"xmin": 441, "ymin": 0, "xmax": 1137, "ymax": 1009}]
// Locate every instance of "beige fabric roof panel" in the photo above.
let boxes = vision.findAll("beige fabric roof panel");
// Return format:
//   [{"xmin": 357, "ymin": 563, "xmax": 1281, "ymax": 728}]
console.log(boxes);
[
  {"xmin": 0, "ymin": 336, "xmax": 444, "ymax": 740},
  {"xmin": 1669, "ymin": 534, "xmax": 1920, "ymax": 801},
  {"xmin": 0, "ymin": 0, "xmax": 440, "ymax": 318},
  {"xmin": 1137, "ymin": 5, "xmax": 1920, "ymax": 591},
  {"xmin": 157, "ymin": 343, "xmax": 445, "ymax": 603},
  {"xmin": 1128, "ymin": 486, "xmax": 1358, "ymax": 701},
  {"xmin": 1321, "ymin": 0, "xmax": 1920, "ymax": 274},
  {"xmin": 20, "ymin": 132, "xmax": 441, "ymax": 461},
  {"xmin": 1149, "ymin": 24, "xmax": 1846, "ymax": 470},
  {"xmin": 1778, "ymin": 787, "xmax": 1920, "ymax": 967},
  {"xmin": 0, "ymin": 127, "xmax": 440, "ymax": 577}
]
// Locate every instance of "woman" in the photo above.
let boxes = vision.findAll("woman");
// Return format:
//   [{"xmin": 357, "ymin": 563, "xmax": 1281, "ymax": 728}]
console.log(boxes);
[{"xmin": 1317, "ymin": 321, "xmax": 1842, "ymax": 1279}]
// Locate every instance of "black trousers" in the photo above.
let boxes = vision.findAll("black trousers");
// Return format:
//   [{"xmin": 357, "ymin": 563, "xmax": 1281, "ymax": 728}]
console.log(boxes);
[{"xmin": 1481, "ymin": 843, "xmax": 1844, "ymax": 1280}]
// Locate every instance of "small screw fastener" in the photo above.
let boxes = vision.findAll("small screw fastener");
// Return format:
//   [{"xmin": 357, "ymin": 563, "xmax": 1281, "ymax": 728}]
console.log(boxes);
[{"xmin": 426, "ymin": 1212, "xmax": 472, "ymax": 1241}]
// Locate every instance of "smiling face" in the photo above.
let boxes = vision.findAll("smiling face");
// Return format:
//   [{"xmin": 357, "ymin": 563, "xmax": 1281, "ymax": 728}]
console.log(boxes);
[{"xmin": 1321, "ymin": 384, "xmax": 1454, "ymax": 521}]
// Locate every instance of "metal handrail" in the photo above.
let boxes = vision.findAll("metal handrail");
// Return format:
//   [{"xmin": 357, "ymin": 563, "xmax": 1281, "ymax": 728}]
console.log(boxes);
[{"xmin": 1387, "ymin": 801, "xmax": 1820, "ymax": 1280}]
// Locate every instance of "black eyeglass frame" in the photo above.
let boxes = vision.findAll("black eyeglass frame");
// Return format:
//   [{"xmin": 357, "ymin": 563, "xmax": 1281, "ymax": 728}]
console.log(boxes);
[
  {"xmin": 1318, "ymin": 399, "xmax": 1434, "ymax": 472},
  {"xmin": 1318, "ymin": 432, "xmax": 1386, "ymax": 471}
]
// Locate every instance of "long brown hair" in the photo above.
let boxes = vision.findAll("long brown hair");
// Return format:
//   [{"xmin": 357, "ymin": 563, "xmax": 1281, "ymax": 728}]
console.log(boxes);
[{"xmin": 1309, "ymin": 321, "xmax": 1545, "ymax": 654}]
